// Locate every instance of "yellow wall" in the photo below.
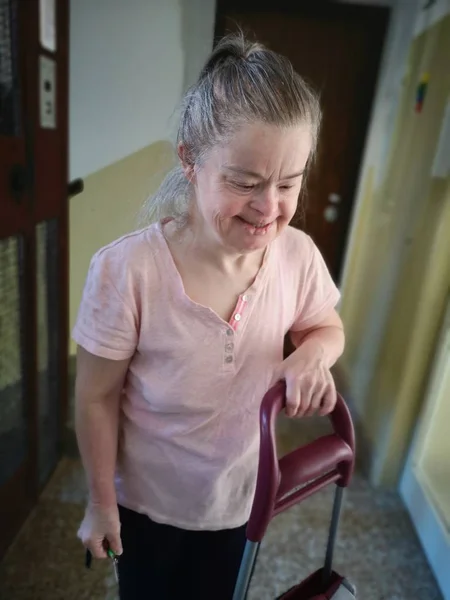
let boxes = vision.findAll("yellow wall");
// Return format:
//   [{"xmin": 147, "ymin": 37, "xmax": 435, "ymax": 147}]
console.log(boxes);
[
  {"xmin": 68, "ymin": 140, "xmax": 174, "ymax": 355},
  {"xmin": 339, "ymin": 15, "xmax": 450, "ymax": 486}
]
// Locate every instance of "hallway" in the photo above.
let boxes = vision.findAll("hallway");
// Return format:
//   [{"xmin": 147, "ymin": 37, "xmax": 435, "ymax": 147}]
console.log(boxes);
[{"xmin": 0, "ymin": 416, "xmax": 442, "ymax": 600}]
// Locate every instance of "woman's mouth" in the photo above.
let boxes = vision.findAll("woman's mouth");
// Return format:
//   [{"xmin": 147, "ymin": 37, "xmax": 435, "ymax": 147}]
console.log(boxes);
[{"xmin": 236, "ymin": 216, "xmax": 274, "ymax": 236}]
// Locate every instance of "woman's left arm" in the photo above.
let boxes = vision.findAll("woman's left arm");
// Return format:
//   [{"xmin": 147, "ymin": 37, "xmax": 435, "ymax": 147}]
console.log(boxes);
[{"xmin": 279, "ymin": 308, "xmax": 345, "ymax": 418}]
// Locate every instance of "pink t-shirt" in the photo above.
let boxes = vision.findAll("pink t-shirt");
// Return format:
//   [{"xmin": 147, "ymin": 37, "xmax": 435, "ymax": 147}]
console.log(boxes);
[{"xmin": 72, "ymin": 222, "xmax": 340, "ymax": 530}]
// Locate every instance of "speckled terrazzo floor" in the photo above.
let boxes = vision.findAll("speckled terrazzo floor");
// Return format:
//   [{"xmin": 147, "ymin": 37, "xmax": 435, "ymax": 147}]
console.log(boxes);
[{"xmin": 0, "ymin": 415, "xmax": 443, "ymax": 600}]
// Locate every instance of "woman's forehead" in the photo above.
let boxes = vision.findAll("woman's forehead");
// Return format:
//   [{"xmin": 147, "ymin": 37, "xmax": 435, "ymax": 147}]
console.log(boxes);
[
  {"xmin": 211, "ymin": 123, "xmax": 312, "ymax": 174},
  {"xmin": 222, "ymin": 164, "xmax": 305, "ymax": 181}
]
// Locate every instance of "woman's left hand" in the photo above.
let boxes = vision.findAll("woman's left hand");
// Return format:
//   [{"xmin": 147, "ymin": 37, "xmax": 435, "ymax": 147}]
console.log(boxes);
[{"xmin": 278, "ymin": 343, "xmax": 337, "ymax": 418}]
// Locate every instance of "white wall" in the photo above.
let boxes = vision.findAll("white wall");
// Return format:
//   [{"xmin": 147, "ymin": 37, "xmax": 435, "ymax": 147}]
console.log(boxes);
[
  {"xmin": 68, "ymin": 0, "xmax": 217, "ymax": 355},
  {"xmin": 69, "ymin": 0, "xmax": 184, "ymax": 180},
  {"xmin": 181, "ymin": 0, "xmax": 217, "ymax": 92}
]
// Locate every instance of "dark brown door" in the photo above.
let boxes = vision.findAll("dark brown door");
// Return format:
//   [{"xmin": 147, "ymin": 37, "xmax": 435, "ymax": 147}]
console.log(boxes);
[
  {"xmin": 215, "ymin": 1, "xmax": 389, "ymax": 281},
  {"xmin": 0, "ymin": 0, "xmax": 69, "ymax": 559}
]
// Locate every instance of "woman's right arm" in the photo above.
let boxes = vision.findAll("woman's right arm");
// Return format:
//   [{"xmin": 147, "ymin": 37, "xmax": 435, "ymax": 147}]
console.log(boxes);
[{"xmin": 75, "ymin": 345, "xmax": 131, "ymax": 557}]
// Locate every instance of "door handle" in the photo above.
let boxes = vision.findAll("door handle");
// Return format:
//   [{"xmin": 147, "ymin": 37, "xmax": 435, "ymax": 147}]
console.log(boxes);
[
  {"xmin": 324, "ymin": 205, "xmax": 338, "ymax": 223},
  {"xmin": 68, "ymin": 178, "xmax": 84, "ymax": 198}
]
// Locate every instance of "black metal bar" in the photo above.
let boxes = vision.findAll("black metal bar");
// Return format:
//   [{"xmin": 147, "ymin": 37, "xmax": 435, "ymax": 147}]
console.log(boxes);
[
  {"xmin": 232, "ymin": 540, "xmax": 260, "ymax": 600},
  {"xmin": 322, "ymin": 485, "xmax": 345, "ymax": 588}
]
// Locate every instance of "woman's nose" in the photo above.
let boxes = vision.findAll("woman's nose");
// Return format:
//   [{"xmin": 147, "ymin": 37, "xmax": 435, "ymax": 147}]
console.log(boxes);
[{"xmin": 250, "ymin": 187, "xmax": 278, "ymax": 218}]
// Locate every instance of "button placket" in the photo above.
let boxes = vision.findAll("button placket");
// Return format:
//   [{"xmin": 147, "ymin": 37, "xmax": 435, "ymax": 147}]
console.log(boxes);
[
  {"xmin": 229, "ymin": 294, "xmax": 249, "ymax": 330},
  {"xmin": 223, "ymin": 292, "xmax": 251, "ymax": 370},
  {"xmin": 223, "ymin": 328, "xmax": 235, "ymax": 370}
]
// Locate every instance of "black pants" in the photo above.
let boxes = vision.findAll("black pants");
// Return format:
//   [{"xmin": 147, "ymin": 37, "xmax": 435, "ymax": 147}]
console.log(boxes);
[{"xmin": 117, "ymin": 505, "xmax": 247, "ymax": 600}]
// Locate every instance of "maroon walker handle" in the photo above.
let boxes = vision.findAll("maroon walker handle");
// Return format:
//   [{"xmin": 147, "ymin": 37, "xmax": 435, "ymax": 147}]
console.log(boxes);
[
  {"xmin": 232, "ymin": 382, "xmax": 356, "ymax": 600},
  {"xmin": 247, "ymin": 380, "xmax": 355, "ymax": 542}
]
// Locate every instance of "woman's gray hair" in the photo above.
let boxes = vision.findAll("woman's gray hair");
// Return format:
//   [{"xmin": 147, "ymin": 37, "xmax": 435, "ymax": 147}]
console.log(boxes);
[{"xmin": 140, "ymin": 32, "xmax": 321, "ymax": 227}]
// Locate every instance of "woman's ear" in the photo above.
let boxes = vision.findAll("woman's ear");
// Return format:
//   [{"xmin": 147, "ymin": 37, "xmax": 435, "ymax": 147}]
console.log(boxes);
[{"xmin": 178, "ymin": 143, "xmax": 195, "ymax": 183}]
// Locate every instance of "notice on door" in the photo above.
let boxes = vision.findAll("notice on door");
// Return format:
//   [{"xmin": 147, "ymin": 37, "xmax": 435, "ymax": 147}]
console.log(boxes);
[
  {"xmin": 39, "ymin": 55, "xmax": 56, "ymax": 129},
  {"xmin": 39, "ymin": 0, "xmax": 56, "ymax": 52}
]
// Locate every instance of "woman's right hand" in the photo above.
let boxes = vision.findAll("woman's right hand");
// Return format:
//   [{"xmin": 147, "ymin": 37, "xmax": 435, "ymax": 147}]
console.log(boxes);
[{"xmin": 77, "ymin": 502, "xmax": 123, "ymax": 558}]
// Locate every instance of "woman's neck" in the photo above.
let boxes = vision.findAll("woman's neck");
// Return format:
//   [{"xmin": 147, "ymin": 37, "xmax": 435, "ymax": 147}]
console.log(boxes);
[{"xmin": 164, "ymin": 217, "xmax": 265, "ymax": 276}]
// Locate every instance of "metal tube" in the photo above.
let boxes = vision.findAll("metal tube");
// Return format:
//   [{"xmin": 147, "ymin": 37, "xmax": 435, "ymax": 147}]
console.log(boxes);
[
  {"xmin": 322, "ymin": 485, "xmax": 345, "ymax": 588},
  {"xmin": 232, "ymin": 540, "xmax": 260, "ymax": 600}
]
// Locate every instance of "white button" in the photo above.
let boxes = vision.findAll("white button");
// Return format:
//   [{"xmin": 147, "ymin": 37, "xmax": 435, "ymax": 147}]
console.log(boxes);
[
  {"xmin": 242, "ymin": 294, "xmax": 248, "ymax": 302},
  {"xmin": 234, "ymin": 313, "xmax": 241, "ymax": 321},
  {"xmin": 225, "ymin": 355, "xmax": 233, "ymax": 364}
]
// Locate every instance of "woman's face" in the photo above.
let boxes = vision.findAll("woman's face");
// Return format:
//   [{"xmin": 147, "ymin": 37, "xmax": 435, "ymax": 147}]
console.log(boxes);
[{"xmin": 181, "ymin": 122, "xmax": 312, "ymax": 254}]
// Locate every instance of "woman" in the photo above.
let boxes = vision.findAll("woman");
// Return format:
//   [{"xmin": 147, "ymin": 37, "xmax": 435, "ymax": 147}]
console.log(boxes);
[{"xmin": 74, "ymin": 33, "xmax": 344, "ymax": 599}]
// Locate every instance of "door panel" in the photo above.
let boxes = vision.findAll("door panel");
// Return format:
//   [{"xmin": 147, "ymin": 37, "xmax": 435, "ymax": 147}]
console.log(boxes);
[
  {"xmin": 0, "ymin": 0, "xmax": 21, "ymax": 138},
  {"xmin": 215, "ymin": 1, "xmax": 389, "ymax": 281},
  {"xmin": 0, "ymin": 0, "xmax": 29, "ymax": 239},
  {"xmin": 0, "ymin": 0, "xmax": 69, "ymax": 559},
  {"xmin": 0, "ymin": 230, "xmax": 36, "ymax": 559},
  {"xmin": 0, "ymin": 0, "xmax": 37, "ymax": 559},
  {"xmin": 0, "ymin": 234, "xmax": 27, "ymax": 488},
  {"xmin": 36, "ymin": 218, "xmax": 61, "ymax": 485}
]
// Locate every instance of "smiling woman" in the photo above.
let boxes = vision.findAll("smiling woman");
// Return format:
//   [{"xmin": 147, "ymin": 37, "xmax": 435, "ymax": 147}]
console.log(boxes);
[
  {"xmin": 177, "ymin": 122, "xmax": 312, "ymax": 252},
  {"xmin": 72, "ymin": 32, "xmax": 344, "ymax": 600},
  {"xmin": 139, "ymin": 32, "xmax": 321, "ymax": 231}
]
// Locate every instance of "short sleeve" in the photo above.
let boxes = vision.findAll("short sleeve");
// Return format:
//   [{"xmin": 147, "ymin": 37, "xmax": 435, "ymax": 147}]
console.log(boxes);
[
  {"xmin": 72, "ymin": 250, "xmax": 138, "ymax": 360},
  {"xmin": 291, "ymin": 237, "xmax": 340, "ymax": 331}
]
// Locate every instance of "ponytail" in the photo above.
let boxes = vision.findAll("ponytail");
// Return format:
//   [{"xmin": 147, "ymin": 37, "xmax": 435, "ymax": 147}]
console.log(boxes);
[{"xmin": 138, "ymin": 165, "xmax": 191, "ymax": 227}]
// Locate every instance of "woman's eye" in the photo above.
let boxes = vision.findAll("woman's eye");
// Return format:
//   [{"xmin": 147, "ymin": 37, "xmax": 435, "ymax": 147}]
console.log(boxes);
[
  {"xmin": 234, "ymin": 182, "xmax": 255, "ymax": 191},
  {"xmin": 279, "ymin": 185, "xmax": 294, "ymax": 191}
]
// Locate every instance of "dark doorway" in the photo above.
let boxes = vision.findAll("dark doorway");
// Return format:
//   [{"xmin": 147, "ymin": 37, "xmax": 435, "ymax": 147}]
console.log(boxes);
[{"xmin": 215, "ymin": 0, "xmax": 390, "ymax": 282}]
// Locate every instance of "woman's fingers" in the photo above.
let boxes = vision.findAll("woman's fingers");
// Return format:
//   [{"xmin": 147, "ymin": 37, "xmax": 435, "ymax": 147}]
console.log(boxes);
[
  {"xmin": 282, "ymin": 360, "xmax": 338, "ymax": 418},
  {"xmin": 309, "ymin": 373, "xmax": 336, "ymax": 417},
  {"xmin": 285, "ymin": 375, "xmax": 300, "ymax": 417},
  {"xmin": 295, "ymin": 385, "xmax": 312, "ymax": 417},
  {"xmin": 284, "ymin": 368, "xmax": 337, "ymax": 418},
  {"xmin": 107, "ymin": 531, "xmax": 123, "ymax": 556},
  {"xmin": 304, "ymin": 383, "xmax": 325, "ymax": 417},
  {"xmin": 318, "ymin": 383, "xmax": 337, "ymax": 416},
  {"xmin": 77, "ymin": 503, "xmax": 123, "ymax": 559},
  {"xmin": 78, "ymin": 528, "xmax": 108, "ymax": 559}
]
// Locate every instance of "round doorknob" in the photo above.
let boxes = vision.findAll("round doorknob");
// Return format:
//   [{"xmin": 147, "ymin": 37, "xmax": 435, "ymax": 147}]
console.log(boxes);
[{"xmin": 324, "ymin": 206, "xmax": 338, "ymax": 223}]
